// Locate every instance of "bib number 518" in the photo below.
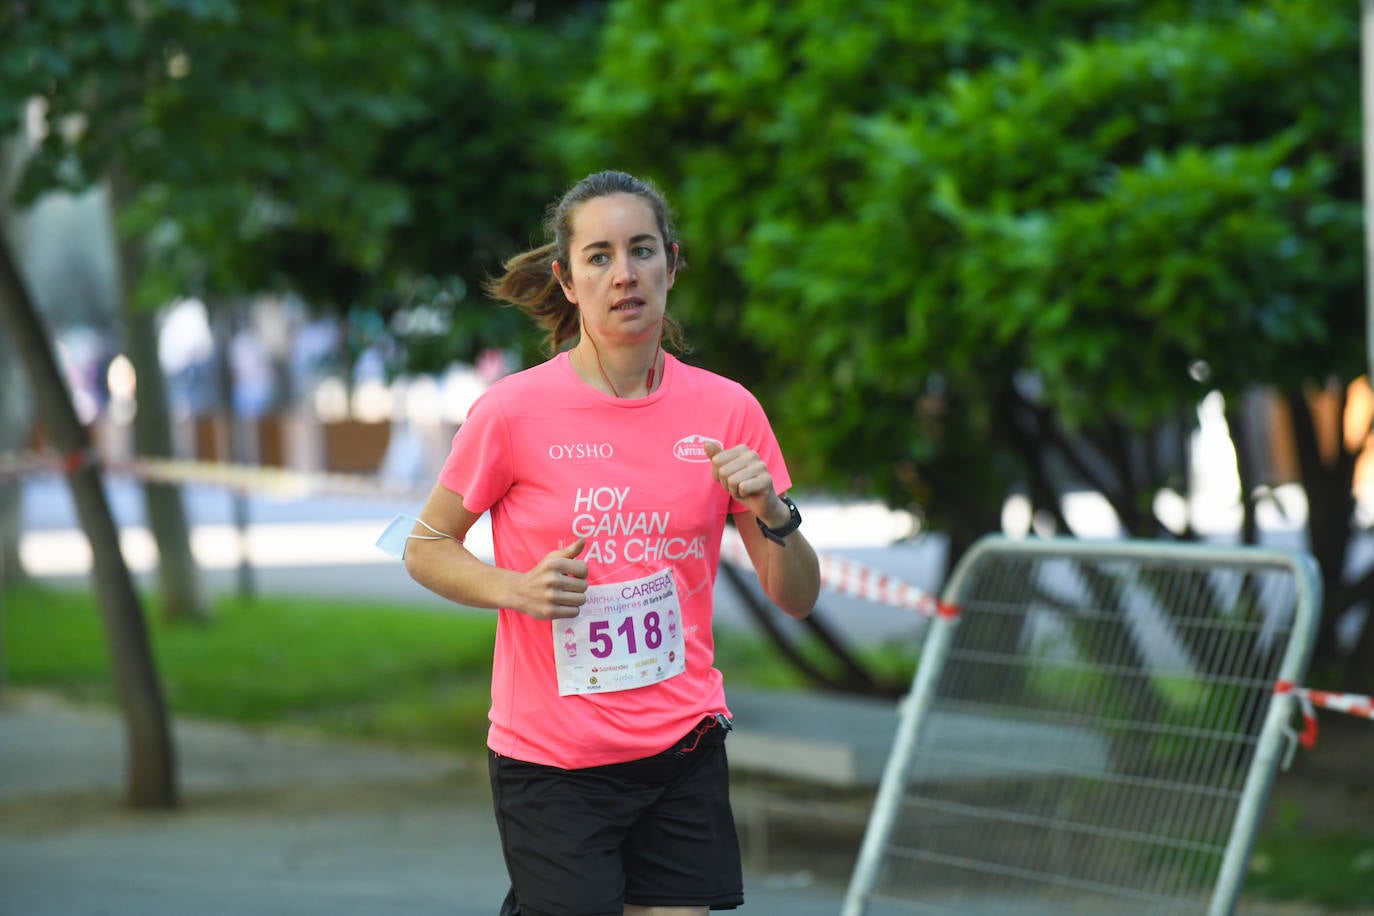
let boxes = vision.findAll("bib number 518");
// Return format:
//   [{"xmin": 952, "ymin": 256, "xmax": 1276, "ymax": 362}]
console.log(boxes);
[{"xmin": 588, "ymin": 613, "xmax": 665, "ymax": 658}]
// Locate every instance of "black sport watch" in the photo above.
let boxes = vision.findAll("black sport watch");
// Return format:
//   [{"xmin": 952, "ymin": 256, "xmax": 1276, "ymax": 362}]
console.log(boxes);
[{"xmin": 756, "ymin": 494, "xmax": 802, "ymax": 546}]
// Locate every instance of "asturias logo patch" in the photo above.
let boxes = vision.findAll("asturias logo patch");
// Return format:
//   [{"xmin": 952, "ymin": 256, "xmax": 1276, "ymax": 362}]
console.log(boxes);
[{"xmin": 673, "ymin": 434, "xmax": 719, "ymax": 463}]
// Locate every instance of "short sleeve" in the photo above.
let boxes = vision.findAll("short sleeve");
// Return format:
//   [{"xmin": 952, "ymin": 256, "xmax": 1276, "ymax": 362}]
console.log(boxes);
[
  {"xmin": 437, "ymin": 388, "xmax": 515, "ymax": 515},
  {"xmin": 728, "ymin": 387, "xmax": 792, "ymax": 514}
]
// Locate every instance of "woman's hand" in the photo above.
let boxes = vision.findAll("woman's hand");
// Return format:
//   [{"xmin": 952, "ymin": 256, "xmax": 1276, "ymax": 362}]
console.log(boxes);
[
  {"xmin": 703, "ymin": 441, "xmax": 819, "ymax": 618},
  {"xmin": 510, "ymin": 538, "xmax": 589, "ymax": 620},
  {"xmin": 703, "ymin": 442, "xmax": 792, "ymax": 529}
]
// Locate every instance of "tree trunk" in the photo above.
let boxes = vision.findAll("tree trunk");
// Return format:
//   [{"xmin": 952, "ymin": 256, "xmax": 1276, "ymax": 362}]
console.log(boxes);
[
  {"xmin": 1226, "ymin": 404, "xmax": 1260, "ymax": 546},
  {"xmin": 1348, "ymin": 603, "xmax": 1374, "ymax": 695},
  {"xmin": 107, "ymin": 174, "xmax": 209, "ymax": 623},
  {"xmin": 0, "ymin": 478, "xmax": 24, "ymax": 585},
  {"xmin": 1285, "ymin": 389, "xmax": 1356, "ymax": 672},
  {"xmin": 0, "ymin": 275, "xmax": 30, "ymax": 587},
  {"xmin": 0, "ymin": 230, "xmax": 178, "ymax": 809},
  {"xmin": 125, "ymin": 307, "xmax": 210, "ymax": 621},
  {"xmin": 0, "ymin": 477, "xmax": 23, "ymax": 589},
  {"xmin": 213, "ymin": 300, "xmax": 255, "ymax": 600}
]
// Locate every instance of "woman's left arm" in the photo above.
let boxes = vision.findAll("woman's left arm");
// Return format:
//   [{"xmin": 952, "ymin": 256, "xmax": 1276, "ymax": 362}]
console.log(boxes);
[{"xmin": 705, "ymin": 442, "xmax": 820, "ymax": 619}]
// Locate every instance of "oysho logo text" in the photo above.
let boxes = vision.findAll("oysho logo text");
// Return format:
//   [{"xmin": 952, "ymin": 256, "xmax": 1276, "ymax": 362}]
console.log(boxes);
[{"xmin": 548, "ymin": 442, "xmax": 615, "ymax": 460}]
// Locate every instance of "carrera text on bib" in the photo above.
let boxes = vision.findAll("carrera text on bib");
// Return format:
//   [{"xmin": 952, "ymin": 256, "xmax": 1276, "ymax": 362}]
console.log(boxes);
[{"xmin": 554, "ymin": 569, "xmax": 686, "ymax": 696}]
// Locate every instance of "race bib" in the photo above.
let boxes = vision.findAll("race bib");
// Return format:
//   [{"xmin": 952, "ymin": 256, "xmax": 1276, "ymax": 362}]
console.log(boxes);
[{"xmin": 554, "ymin": 569, "xmax": 686, "ymax": 696}]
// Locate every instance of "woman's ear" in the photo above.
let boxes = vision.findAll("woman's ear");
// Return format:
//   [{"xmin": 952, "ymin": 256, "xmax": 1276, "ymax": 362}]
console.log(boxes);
[{"xmin": 552, "ymin": 259, "xmax": 577, "ymax": 304}]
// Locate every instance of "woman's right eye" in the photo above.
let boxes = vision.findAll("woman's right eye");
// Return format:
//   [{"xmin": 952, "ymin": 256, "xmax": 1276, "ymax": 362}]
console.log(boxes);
[{"xmin": 589, "ymin": 253, "xmax": 610, "ymax": 266}]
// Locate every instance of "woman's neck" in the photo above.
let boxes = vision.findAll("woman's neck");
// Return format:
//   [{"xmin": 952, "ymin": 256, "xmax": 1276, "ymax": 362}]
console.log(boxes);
[{"xmin": 572, "ymin": 334, "xmax": 663, "ymax": 399}]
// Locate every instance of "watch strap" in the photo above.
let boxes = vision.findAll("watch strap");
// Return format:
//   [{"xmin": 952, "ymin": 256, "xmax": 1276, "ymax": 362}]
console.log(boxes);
[{"xmin": 756, "ymin": 494, "xmax": 801, "ymax": 546}]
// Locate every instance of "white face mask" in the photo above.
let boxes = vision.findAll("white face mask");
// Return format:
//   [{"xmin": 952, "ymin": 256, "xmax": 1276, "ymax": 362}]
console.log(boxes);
[{"xmin": 374, "ymin": 514, "xmax": 456, "ymax": 560}]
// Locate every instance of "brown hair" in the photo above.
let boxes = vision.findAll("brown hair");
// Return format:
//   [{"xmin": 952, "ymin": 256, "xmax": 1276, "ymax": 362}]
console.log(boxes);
[{"xmin": 484, "ymin": 170, "xmax": 688, "ymax": 355}]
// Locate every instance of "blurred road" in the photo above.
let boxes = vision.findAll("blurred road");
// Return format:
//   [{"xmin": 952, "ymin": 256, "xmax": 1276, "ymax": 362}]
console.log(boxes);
[
  {"xmin": 19, "ymin": 469, "xmax": 1345, "ymax": 649},
  {"xmin": 19, "ymin": 468, "xmax": 1353, "ymax": 654},
  {"xmin": 16, "ymin": 472, "xmax": 945, "ymax": 646}
]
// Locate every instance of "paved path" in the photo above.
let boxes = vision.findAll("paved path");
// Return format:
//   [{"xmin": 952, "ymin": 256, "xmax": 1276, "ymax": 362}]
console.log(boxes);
[{"xmin": 0, "ymin": 691, "xmax": 851, "ymax": 916}]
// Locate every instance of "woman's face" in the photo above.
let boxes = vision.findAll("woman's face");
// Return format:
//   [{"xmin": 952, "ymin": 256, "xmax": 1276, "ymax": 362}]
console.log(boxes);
[{"xmin": 555, "ymin": 193, "xmax": 677, "ymax": 347}]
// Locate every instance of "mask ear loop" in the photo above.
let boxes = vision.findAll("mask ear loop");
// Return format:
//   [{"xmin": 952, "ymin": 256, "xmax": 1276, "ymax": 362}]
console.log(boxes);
[
  {"xmin": 375, "ymin": 514, "xmax": 461, "ymax": 561},
  {"xmin": 409, "ymin": 517, "xmax": 460, "ymax": 544}
]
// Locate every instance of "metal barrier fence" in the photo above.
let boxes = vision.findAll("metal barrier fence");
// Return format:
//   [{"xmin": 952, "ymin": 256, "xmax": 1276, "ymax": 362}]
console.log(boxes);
[{"xmin": 843, "ymin": 536, "xmax": 1321, "ymax": 916}]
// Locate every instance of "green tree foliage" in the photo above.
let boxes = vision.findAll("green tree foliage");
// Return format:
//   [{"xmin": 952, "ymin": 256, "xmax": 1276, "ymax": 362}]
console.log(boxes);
[
  {"xmin": 6, "ymin": 1, "xmax": 601, "ymax": 364},
  {"xmin": 356, "ymin": 5, "xmax": 605, "ymax": 369},
  {"xmin": 565, "ymin": 1, "xmax": 1367, "ymax": 682}
]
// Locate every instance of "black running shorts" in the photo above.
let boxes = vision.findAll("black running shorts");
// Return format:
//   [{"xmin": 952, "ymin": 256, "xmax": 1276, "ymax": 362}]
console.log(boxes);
[{"xmin": 489, "ymin": 716, "xmax": 743, "ymax": 915}]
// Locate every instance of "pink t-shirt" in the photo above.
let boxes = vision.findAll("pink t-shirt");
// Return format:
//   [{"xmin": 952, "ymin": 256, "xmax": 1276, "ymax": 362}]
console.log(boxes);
[{"xmin": 439, "ymin": 351, "xmax": 791, "ymax": 769}]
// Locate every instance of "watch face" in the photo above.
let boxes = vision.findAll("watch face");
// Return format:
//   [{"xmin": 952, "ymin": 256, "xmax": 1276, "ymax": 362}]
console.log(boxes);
[{"xmin": 768, "ymin": 496, "xmax": 801, "ymax": 538}]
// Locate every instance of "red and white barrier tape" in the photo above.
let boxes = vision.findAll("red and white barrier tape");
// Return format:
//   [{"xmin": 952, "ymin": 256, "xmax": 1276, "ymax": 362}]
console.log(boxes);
[
  {"xmin": 1275, "ymin": 680, "xmax": 1374, "ymax": 750},
  {"xmin": 0, "ymin": 449, "xmax": 97, "ymax": 477},
  {"xmin": 719, "ymin": 526, "xmax": 956, "ymax": 618}
]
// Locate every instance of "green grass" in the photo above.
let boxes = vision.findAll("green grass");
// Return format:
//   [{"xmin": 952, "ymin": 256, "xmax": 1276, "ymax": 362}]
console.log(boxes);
[
  {"xmin": 3, "ymin": 583, "xmax": 505, "ymax": 750},
  {"xmin": 0, "ymin": 583, "xmax": 837, "ymax": 752},
  {"xmin": 1245, "ymin": 800, "xmax": 1374, "ymax": 910},
  {"xmin": 1248, "ymin": 830, "xmax": 1374, "ymax": 910}
]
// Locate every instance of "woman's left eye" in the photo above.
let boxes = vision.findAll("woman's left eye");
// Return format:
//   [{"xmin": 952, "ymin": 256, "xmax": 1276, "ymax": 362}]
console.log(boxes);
[{"xmin": 632, "ymin": 245, "xmax": 654, "ymax": 258}]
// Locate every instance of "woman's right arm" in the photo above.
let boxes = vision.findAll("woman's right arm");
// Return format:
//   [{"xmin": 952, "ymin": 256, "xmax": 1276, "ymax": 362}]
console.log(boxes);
[{"xmin": 402, "ymin": 483, "xmax": 588, "ymax": 620}]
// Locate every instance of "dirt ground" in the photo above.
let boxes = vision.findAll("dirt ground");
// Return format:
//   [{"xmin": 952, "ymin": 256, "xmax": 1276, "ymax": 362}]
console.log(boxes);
[{"xmin": 1265, "ymin": 715, "xmax": 1374, "ymax": 833}]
